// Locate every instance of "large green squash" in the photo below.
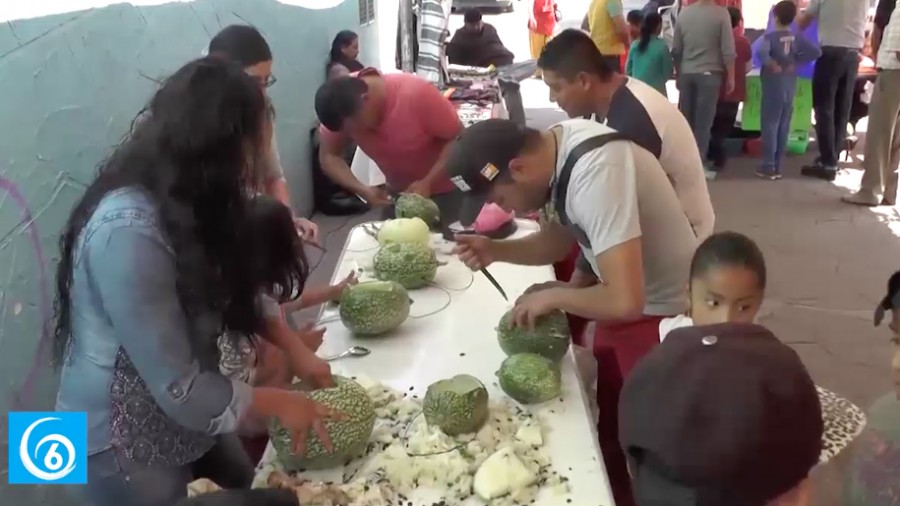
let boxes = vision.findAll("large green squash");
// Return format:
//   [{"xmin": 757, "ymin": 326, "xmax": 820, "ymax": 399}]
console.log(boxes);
[
  {"xmin": 339, "ymin": 281, "xmax": 411, "ymax": 336},
  {"xmin": 394, "ymin": 193, "xmax": 440, "ymax": 227},
  {"xmin": 268, "ymin": 376, "xmax": 376, "ymax": 471},
  {"xmin": 423, "ymin": 374, "xmax": 489, "ymax": 436},
  {"xmin": 372, "ymin": 242, "xmax": 438, "ymax": 290},
  {"xmin": 497, "ymin": 353, "xmax": 562, "ymax": 404},
  {"xmin": 496, "ymin": 309, "xmax": 570, "ymax": 362}
]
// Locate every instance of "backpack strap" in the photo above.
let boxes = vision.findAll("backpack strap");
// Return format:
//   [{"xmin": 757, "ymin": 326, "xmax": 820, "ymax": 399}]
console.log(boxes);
[{"xmin": 554, "ymin": 132, "xmax": 630, "ymax": 230}]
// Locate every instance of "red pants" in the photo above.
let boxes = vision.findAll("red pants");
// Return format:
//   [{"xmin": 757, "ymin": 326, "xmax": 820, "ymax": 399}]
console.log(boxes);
[
  {"xmin": 594, "ymin": 316, "xmax": 663, "ymax": 506},
  {"xmin": 553, "ymin": 244, "xmax": 589, "ymax": 346}
]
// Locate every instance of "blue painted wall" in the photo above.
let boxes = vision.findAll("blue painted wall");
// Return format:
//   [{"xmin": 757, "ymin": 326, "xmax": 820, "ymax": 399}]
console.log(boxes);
[{"xmin": 0, "ymin": 0, "xmax": 378, "ymax": 502}]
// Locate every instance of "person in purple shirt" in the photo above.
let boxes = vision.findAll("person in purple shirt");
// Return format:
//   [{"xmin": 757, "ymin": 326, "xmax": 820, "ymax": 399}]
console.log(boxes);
[{"xmin": 754, "ymin": 1, "xmax": 821, "ymax": 180}]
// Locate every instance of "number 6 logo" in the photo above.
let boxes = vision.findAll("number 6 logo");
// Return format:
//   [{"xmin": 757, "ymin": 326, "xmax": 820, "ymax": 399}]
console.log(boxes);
[{"xmin": 18, "ymin": 417, "xmax": 77, "ymax": 481}]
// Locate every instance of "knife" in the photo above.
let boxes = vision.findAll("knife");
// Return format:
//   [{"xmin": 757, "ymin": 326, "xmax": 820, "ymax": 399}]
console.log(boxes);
[{"xmin": 452, "ymin": 229, "xmax": 508, "ymax": 301}]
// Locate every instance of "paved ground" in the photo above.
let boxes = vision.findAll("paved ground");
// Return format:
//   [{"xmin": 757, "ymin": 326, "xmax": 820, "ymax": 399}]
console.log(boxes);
[{"xmin": 308, "ymin": 0, "xmax": 897, "ymax": 414}]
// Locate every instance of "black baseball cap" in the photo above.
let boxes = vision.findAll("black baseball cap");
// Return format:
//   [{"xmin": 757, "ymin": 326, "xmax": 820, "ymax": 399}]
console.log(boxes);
[
  {"xmin": 620, "ymin": 323, "xmax": 823, "ymax": 506},
  {"xmin": 874, "ymin": 269, "xmax": 900, "ymax": 326},
  {"xmin": 445, "ymin": 119, "xmax": 533, "ymax": 226}
]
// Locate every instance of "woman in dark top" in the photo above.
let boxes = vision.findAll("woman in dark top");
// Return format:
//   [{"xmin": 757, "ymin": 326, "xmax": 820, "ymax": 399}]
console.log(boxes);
[
  {"xmin": 54, "ymin": 57, "xmax": 341, "ymax": 506},
  {"xmin": 208, "ymin": 25, "xmax": 319, "ymax": 244},
  {"xmin": 326, "ymin": 30, "xmax": 365, "ymax": 80}
]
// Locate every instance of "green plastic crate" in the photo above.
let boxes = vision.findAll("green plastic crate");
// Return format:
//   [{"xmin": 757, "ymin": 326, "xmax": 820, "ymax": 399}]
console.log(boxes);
[{"xmin": 741, "ymin": 74, "xmax": 813, "ymax": 134}]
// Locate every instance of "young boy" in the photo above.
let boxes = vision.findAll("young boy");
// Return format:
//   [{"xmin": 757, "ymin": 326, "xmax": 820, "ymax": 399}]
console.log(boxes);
[
  {"xmin": 672, "ymin": 0, "xmax": 736, "ymax": 168},
  {"xmin": 754, "ymin": 1, "xmax": 820, "ymax": 180},
  {"xmin": 621, "ymin": 323, "xmax": 823, "ymax": 506},
  {"xmin": 658, "ymin": 231, "xmax": 866, "ymax": 464},
  {"xmin": 707, "ymin": 7, "xmax": 752, "ymax": 172}
]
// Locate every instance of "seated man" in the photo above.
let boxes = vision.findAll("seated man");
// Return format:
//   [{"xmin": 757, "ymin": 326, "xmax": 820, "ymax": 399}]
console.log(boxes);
[{"xmin": 446, "ymin": 9, "xmax": 515, "ymax": 68}]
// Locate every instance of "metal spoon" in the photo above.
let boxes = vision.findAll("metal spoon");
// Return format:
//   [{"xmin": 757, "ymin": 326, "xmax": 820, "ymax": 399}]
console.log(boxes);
[{"xmin": 323, "ymin": 346, "xmax": 371, "ymax": 362}]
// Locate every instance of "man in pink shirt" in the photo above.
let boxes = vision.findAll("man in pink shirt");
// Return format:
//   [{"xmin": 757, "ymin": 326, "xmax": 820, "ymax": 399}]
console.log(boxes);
[{"xmin": 315, "ymin": 68, "xmax": 465, "ymax": 222}]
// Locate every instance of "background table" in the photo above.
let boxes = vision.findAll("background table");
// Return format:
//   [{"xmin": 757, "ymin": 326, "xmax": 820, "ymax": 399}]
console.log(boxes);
[{"xmin": 258, "ymin": 219, "xmax": 614, "ymax": 506}]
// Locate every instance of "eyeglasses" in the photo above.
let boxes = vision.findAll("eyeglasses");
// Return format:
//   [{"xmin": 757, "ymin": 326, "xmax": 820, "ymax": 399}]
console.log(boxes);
[{"xmin": 254, "ymin": 74, "xmax": 277, "ymax": 88}]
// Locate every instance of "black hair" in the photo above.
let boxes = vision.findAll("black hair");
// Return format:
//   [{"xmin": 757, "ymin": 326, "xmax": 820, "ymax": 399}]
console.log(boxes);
[
  {"xmin": 627, "ymin": 10, "xmax": 644, "ymax": 25},
  {"xmin": 537, "ymin": 29, "xmax": 617, "ymax": 81},
  {"xmin": 314, "ymin": 76, "xmax": 368, "ymax": 131},
  {"xmin": 327, "ymin": 30, "xmax": 364, "ymax": 75},
  {"xmin": 239, "ymin": 195, "xmax": 309, "ymax": 302},
  {"xmin": 772, "ymin": 1, "xmax": 797, "ymax": 26},
  {"xmin": 208, "ymin": 25, "xmax": 272, "ymax": 67},
  {"xmin": 464, "ymin": 8, "xmax": 483, "ymax": 24},
  {"xmin": 174, "ymin": 489, "xmax": 299, "ymax": 506},
  {"xmin": 638, "ymin": 13, "xmax": 663, "ymax": 53},
  {"xmin": 727, "ymin": 6, "xmax": 743, "ymax": 29},
  {"xmin": 689, "ymin": 232, "xmax": 767, "ymax": 289},
  {"xmin": 53, "ymin": 57, "xmax": 269, "ymax": 366}
]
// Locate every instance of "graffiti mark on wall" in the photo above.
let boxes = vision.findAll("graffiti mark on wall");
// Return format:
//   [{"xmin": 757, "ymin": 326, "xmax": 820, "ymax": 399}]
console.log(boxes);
[{"xmin": 0, "ymin": 176, "xmax": 52, "ymax": 410}]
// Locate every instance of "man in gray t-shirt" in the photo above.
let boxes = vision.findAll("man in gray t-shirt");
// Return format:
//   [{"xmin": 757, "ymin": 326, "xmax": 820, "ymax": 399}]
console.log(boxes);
[
  {"xmin": 797, "ymin": 0, "xmax": 869, "ymax": 180},
  {"xmin": 671, "ymin": 0, "xmax": 736, "ymax": 168}
]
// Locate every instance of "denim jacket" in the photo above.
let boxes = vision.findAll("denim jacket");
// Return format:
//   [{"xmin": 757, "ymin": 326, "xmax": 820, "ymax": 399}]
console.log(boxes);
[{"xmin": 55, "ymin": 187, "xmax": 253, "ymax": 456}]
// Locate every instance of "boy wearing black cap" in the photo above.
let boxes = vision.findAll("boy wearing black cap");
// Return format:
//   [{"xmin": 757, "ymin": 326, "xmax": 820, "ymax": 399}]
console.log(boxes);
[
  {"xmin": 447, "ymin": 117, "xmax": 696, "ymax": 506},
  {"xmin": 874, "ymin": 268, "xmax": 900, "ymax": 396},
  {"xmin": 620, "ymin": 323, "xmax": 823, "ymax": 506},
  {"xmin": 842, "ymin": 269, "xmax": 900, "ymax": 504}
]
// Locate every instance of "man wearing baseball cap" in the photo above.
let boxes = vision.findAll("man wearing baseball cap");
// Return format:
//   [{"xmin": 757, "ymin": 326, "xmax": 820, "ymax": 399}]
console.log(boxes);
[
  {"xmin": 447, "ymin": 117, "xmax": 697, "ymax": 505},
  {"xmin": 620, "ymin": 323, "xmax": 823, "ymax": 506}
]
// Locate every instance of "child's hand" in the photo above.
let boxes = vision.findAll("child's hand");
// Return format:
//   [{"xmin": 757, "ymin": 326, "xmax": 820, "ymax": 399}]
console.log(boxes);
[
  {"xmin": 330, "ymin": 272, "xmax": 358, "ymax": 300},
  {"xmin": 768, "ymin": 62, "xmax": 783, "ymax": 73},
  {"xmin": 294, "ymin": 353, "xmax": 333, "ymax": 390},
  {"xmin": 298, "ymin": 323, "xmax": 326, "ymax": 352},
  {"xmin": 294, "ymin": 217, "xmax": 320, "ymax": 246}
]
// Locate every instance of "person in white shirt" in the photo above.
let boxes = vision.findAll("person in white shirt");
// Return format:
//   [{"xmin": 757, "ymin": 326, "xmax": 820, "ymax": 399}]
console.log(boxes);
[
  {"xmin": 537, "ymin": 29, "xmax": 715, "ymax": 240},
  {"xmin": 659, "ymin": 231, "xmax": 866, "ymax": 465},
  {"xmin": 445, "ymin": 117, "xmax": 697, "ymax": 506},
  {"xmin": 842, "ymin": 7, "xmax": 900, "ymax": 207}
]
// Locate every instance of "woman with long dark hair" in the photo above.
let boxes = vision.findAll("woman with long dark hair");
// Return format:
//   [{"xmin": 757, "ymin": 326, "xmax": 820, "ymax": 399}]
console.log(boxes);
[
  {"xmin": 208, "ymin": 25, "xmax": 319, "ymax": 244},
  {"xmin": 326, "ymin": 30, "xmax": 364, "ymax": 80},
  {"xmin": 53, "ymin": 57, "xmax": 340, "ymax": 506}
]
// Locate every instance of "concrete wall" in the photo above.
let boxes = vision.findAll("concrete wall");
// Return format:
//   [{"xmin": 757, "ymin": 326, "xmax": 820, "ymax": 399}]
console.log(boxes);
[{"xmin": 0, "ymin": 0, "xmax": 379, "ymax": 503}]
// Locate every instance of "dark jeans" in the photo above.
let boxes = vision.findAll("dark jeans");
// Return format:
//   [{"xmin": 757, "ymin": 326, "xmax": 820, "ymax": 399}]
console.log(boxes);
[
  {"xmin": 761, "ymin": 76, "xmax": 797, "ymax": 171},
  {"xmin": 83, "ymin": 435, "xmax": 254, "ymax": 506},
  {"xmin": 679, "ymin": 73, "xmax": 723, "ymax": 162},
  {"xmin": 812, "ymin": 46, "xmax": 860, "ymax": 167},
  {"xmin": 708, "ymin": 101, "xmax": 740, "ymax": 168}
]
